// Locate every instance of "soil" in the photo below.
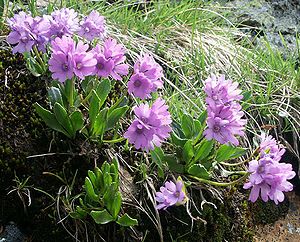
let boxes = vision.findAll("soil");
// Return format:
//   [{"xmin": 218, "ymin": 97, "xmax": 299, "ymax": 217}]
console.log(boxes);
[{"xmin": 254, "ymin": 192, "xmax": 300, "ymax": 242}]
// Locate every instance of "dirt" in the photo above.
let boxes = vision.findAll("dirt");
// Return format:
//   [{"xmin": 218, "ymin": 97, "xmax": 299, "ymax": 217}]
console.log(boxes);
[{"xmin": 254, "ymin": 192, "xmax": 300, "ymax": 242}]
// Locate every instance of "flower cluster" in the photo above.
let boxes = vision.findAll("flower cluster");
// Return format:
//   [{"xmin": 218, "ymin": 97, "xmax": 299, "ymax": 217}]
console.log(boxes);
[
  {"xmin": 78, "ymin": 10, "xmax": 106, "ymax": 41},
  {"xmin": 128, "ymin": 54, "xmax": 164, "ymax": 99},
  {"xmin": 48, "ymin": 36, "xmax": 128, "ymax": 82},
  {"xmin": 124, "ymin": 98, "xmax": 172, "ymax": 151},
  {"xmin": 49, "ymin": 8, "xmax": 80, "ymax": 38},
  {"xmin": 6, "ymin": 12, "xmax": 51, "ymax": 53},
  {"xmin": 203, "ymin": 74, "xmax": 246, "ymax": 146},
  {"xmin": 155, "ymin": 180, "xmax": 186, "ymax": 210},
  {"xmin": 49, "ymin": 36, "xmax": 96, "ymax": 81},
  {"xmin": 243, "ymin": 134, "xmax": 295, "ymax": 204},
  {"xmin": 7, "ymin": 9, "xmax": 106, "ymax": 54},
  {"xmin": 92, "ymin": 38, "xmax": 129, "ymax": 80}
]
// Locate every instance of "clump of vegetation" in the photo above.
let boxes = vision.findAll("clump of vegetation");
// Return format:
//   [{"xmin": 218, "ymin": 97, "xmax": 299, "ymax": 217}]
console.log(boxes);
[{"xmin": 1, "ymin": 0, "xmax": 298, "ymax": 241}]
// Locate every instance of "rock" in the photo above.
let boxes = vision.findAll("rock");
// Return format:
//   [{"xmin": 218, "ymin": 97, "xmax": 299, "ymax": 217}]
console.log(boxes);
[
  {"xmin": 221, "ymin": 0, "xmax": 300, "ymax": 53},
  {"xmin": 0, "ymin": 223, "xmax": 25, "ymax": 242}
]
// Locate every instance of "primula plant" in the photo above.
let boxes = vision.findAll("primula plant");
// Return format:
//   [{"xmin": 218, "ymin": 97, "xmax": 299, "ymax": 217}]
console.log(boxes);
[
  {"xmin": 5, "ymin": 5, "xmax": 297, "ymax": 241},
  {"xmin": 70, "ymin": 158, "xmax": 138, "ymax": 226}
]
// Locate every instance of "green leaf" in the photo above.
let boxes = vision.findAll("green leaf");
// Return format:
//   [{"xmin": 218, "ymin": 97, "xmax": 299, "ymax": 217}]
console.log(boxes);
[
  {"xmin": 70, "ymin": 206, "xmax": 88, "ymax": 219},
  {"xmin": 64, "ymin": 79, "xmax": 75, "ymax": 106},
  {"xmin": 181, "ymin": 113, "xmax": 195, "ymax": 139},
  {"xmin": 106, "ymin": 106, "xmax": 129, "ymax": 131},
  {"xmin": 53, "ymin": 103, "xmax": 74, "ymax": 137},
  {"xmin": 81, "ymin": 77, "xmax": 94, "ymax": 94},
  {"xmin": 215, "ymin": 145, "xmax": 247, "ymax": 162},
  {"xmin": 95, "ymin": 167, "xmax": 104, "ymax": 194},
  {"xmin": 109, "ymin": 96, "xmax": 128, "ymax": 112},
  {"xmin": 107, "ymin": 191, "xmax": 121, "ymax": 219},
  {"xmin": 110, "ymin": 158, "xmax": 119, "ymax": 184},
  {"xmin": 183, "ymin": 140, "xmax": 194, "ymax": 164},
  {"xmin": 103, "ymin": 185, "xmax": 119, "ymax": 214},
  {"xmin": 198, "ymin": 110, "xmax": 207, "ymax": 125},
  {"xmin": 193, "ymin": 140, "xmax": 214, "ymax": 162},
  {"xmin": 88, "ymin": 170, "xmax": 97, "ymax": 188},
  {"xmin": 102, "ymin": 162, "xmax": 113, "ymax": 188},
  {"xmin": 0, "ymin": 0, "xmax": 4, "ymax": 19},
  {"xmin": 171, "ymin": 131, "xmax": 188, "ymax": 148},
  {"xmin": 34, "ymin": 103, "xmax": 70, "ymax": 137},
  {"xmin": 164, "ymin": 155, "xmax": 184, "ymax": 173},
  {"xmin": 150, "ymin": 147, "xmax": 165, "ymax": 178},
  {"xmin": 70, "ymin": 111, "xmax": 84, "ymax": 132},
  {"xmin": 188, "ymin": 164, "xmax": 211, "ymax": 179},
  {"xmin": 93, "ymin": 108, "xmax": 108, "ymax": 138},
  {"xmin": 117, "ymin": 213, "xmax": 138, "ymax": 227},
  {"xmin": 48, "ymin": 87, "xmax": 63, "ymax": 106},
  {"xmin": 192, "ymin": 119, "xmax": 205, "ymax": 144},
  {"xmin": 89, "ymin": 90, "xmax": 100, "ymax": 127},
  {"xmin": 96, "ymin": 79, "xmax": 111, "ymax": 108},
  {"xmin": 91, "ymin": 209, "xmax": 114, "ymax": 224},
  {"xmin": 84, "ymin": 177, "xmax": 98, "ymax": 202}
]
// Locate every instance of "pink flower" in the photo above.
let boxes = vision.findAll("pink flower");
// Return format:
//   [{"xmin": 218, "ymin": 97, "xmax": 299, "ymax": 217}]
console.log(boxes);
[
  {"xmin": 203, "ymin": 74, "xmax": 246, "ymax": 145},
  {"xmin": 6, "ymin": 12, "xmax": 36, "ymax": 53},
  {"xmin": 128, "ymin": 53, "xmax": 164, "ymax": 99},
  {"xmin": 123, "ymin": 120, "xmax": 155, "ymax": 150},
  {"xmin": 155, "ymin": 180, "xmax": 186, "ymax": 210},
  {"xmin": 92, "ymin": 39, "xmax": 129, "ymax": 80},
  {"xmin": 49, "ymin": 8, "xmax": 80, "ymax": 38},
  {"xmin": 71, "ymin": 41, "xmax": 96, "ymax": 79},
  {"xmin": 48, "ymin": 36, "xmax": 96, "ymax": 82},
  {"xmin": 134, "ymin": 53, "xmax": 163, "ymax": 91},
  {"xmin": 243, "ymin": 135, "xmax": 295, "ymax": 204},
  {"xmin": 128, "ymin": 73, "xmax": 153, "ymax": 99},
  {"xmin": 259, "ymin": 133, "xmax": 285, "ymax": 162},
  {"xmin": 78, "ymin": 10, "xmax": 106, "ymax": 41},
  {"xmin": 92, "ymin": 44, "xmax": 114, "ymax": 78},
  {"xmin": 124, "ymin": 98, "xmax": 172, "ymax": 151}
]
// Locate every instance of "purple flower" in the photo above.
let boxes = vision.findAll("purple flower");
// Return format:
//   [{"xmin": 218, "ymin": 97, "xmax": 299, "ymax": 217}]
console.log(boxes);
[
  {"xmin": 48, "ymin": 36, "xmax": 96, "ymax": 82},
  {"xmin": 92, "ymin": 38, "xmax": 129, "ymax": 80},
  {"xmin": 259, "ymin": 133, "xmax": 285, "ymax": 162},
  {"xmin": 124, "ymin": 98, "xmax": 172, "ymax": 151},
  {"xmin": 103, "ymin": 38, "xmax": 129, "ymax": 80},
  {"xmin": 123, "ymin": 120, "xmax": 155, "ymax": 150},
  {"xmin": 92, "ymin": 44, "xmax": 114, "ymax": 78},
  {"xmin": 243, "ymin": 135, "xmax": 295, "ymax": 204},
  {"xmin": 204, "ymin": 74, "xmax": 243, "ymax": 107},
  {"xmin": 50, "ymin": 35, "xmax": 75, "ymax": 54},
  {"xmin": 30, "ymin": 16, "xmax": 51, "ymax": 52},
  {"xmin": 49, "ymin": 51, "xmax": 74, "ymax": 82},
  {"xmin": 6, "ymin": 12, "xmax": 35, "ymax": 53},
  {"xmin": 78, "ymin": 10, "xmax": 106, "ymax": 41},
  {"xmin": 49, "ymin": 8, "xmax": 80, "ymax": 38},
  {"xmin": 71, "ymin": 40, "xmax": 97, "ymax": 79},
  {"xmin": 155, "ymin": 180, "xmax": 186, "ymax": 210},
  {"xmin": 150, "ymin": 98, "xmax": 172, "ymax": 146},
  {"xmin": 128, "ymin": 73, "xmax": 153, "ymax": 99},
  {"xmin": 48, "ymin": 36, "xmax": 75, "ymax": 82},
  {"xmin": 203, "ymin": 74, "xmax": 246, "ymax": 145},
  {"xmin": 204, "ymin": 105, "xmax": 246, "ymax": 146},
  {"xmin": 128, "ymin": 53, "xmax": 164, "ymax": 99},
  {"xmin": 134, "ymin": 53, "xmax": 163, "ymax": 91}
]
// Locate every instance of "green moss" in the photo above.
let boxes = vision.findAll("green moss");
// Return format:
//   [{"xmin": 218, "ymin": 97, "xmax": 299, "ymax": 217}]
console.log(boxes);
[
  {"xmin": 141, "ymin": 188, "xmax": 254, "ymax": 242},
  {"xmin": 251, "ymin": 198, "xmax": 289, "ymax": 225}
]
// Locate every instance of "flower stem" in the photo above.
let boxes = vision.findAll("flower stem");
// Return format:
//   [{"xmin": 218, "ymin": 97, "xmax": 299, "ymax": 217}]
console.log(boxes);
[
  {"xmin": 33, "ymin": 46, "xmax": 46, "ymax": 73},
  {"xmin": 189, "ymin": 172, "xmax": 249, "ymax": 187},
  {"xmin": 103, "ymin": 137, "xmax": 125, "ymax": 143},
  {"xmin": 69, "ymin": 78, "xmax": 75, "ymax": 109},
  {"xmin": 220, "ymin": 147, "xmax": 260, "ymax": 167}
]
